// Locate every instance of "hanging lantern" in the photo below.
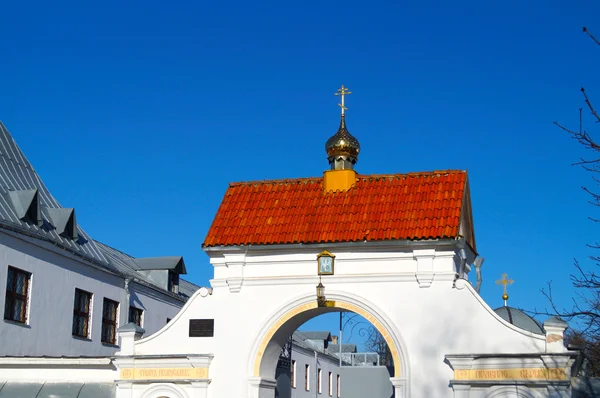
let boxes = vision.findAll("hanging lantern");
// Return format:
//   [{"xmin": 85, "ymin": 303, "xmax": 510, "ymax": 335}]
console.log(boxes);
[{"xmin": 316, "ymin": 281, "xmax": 326, "ymax": 306}]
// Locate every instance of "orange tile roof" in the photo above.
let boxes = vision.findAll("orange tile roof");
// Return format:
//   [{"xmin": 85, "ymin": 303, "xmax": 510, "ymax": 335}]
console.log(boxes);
[{"xmin": 203, "ymin": 170, "xmax": 469, "ymax": 247}]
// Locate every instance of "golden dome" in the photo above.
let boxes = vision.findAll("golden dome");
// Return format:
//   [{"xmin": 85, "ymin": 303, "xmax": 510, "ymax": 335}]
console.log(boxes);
[{"xmin": 325, "ymin": 115, "xmax": 360, "ymax": 159}]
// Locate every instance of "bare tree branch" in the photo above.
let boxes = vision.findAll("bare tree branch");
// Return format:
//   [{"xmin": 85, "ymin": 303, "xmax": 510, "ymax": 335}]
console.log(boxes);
[
  {"xmin": 545, "ymin": 25, "xmax": 600, "ymax": 375},
  {"xmin": 582, "ymin": 87, "xmax": 600, "ymax": 124},
  {"xmin": 584, "ymin": 27, "xmax": 600, "ymax": 47}
]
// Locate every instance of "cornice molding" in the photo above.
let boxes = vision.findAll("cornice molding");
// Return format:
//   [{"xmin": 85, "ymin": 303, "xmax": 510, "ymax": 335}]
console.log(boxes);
[{"xmin": 210, "ymin": 272, "xmax": 457, "ymax": 288}]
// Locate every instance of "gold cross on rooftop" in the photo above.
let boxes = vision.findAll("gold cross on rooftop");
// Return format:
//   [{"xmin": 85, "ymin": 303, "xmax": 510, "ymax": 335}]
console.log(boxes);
[
  {"xmin": 496, "ymin": 273, "xmax": 514, "ymax": 305},
  {"xmin": 334, "ymin": 85, "xmax": 352, "ymax": 116}
]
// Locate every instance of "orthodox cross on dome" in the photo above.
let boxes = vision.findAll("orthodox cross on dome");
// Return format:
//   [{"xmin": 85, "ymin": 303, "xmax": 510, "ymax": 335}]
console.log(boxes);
[
  {"xmin": 334, "ymin": 85, "xmax": 352, "ymax": 116},
  {"xmin": 496, "ymin": 273, "xmax": 514, "ymax": 307}
]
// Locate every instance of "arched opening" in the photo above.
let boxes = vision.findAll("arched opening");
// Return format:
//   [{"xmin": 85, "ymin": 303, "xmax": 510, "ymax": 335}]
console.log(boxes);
[
  {"xmin": 140, "ymin": 383, "xmax": 188, "ymax": 398},
  {"xmin": 248, "ymin": 293, "xmax": 409, "ymax": 398}
]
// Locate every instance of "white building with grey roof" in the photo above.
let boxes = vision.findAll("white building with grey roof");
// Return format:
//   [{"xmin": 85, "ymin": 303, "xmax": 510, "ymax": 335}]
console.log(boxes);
[
  {"xmin": 0, "ymin": 121, "xmax": 199, "ymax": 357},
  {"xmin": 274, "ymin": 330, "xmax": 393, "ymax": 398}
]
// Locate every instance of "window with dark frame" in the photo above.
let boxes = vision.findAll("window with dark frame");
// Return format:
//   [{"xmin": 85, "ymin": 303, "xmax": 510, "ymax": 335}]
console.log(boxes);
[
  {"xmin": 318, "ymin": 368, "xmax": 322, "ymax": 393},
  {"xmin": 328, "ymin": 371, "xmax": 333, "ymax": 396},
  {"xmin": 337, "ymin": 374, "xmax": 340, "ymax": 397},
  {"xmin": 4, "ymin": 266, "xmax": 31, "ymax": 323},
  {"xmin": 305, "ymin": 364, "xmax": 310, "ymax": 391},
  {"xmin": 101, "ymin": 298, "xmax": 119, "ymax": 344},
  {"xmin": 72, "ymin": 288, "xmax": 92, "ymax": 338},
  {"xmin": 128, "ymin": 306, "xmax": 143, "ymax": 327}
]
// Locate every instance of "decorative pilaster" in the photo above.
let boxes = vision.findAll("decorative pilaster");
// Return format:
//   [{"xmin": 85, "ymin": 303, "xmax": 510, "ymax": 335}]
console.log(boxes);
[
  {"xmin": 414, "ymin": 249, "xmax": 436, "ymax": 287},
  {"xmin": 115, "ymin": 323, "xmax": 145, "ymax": 356},
  {"xmin": 190, "ymin": 381, "xmax": 211, "ymax": 398},
  {"xmin": 389, "ymin": 377, "xmax": 408, "ymax": 398},
  {"xmin": 247, "ymin": 377, "xmax": 277, "ymax": 398},
  {"xmin": 224, "ymin": 252, "xmax": 246, "ymax": 293},
  {"xmin": 115, "ymin": 381, "xmax": 133, "ymax": 398},
  {"xmin": 451, "ymin": 384, "xmax": 471, "ymax": 397},
  {"xmin": 543, "ymin": 317, "xmax": 569, "ymax": 353}
]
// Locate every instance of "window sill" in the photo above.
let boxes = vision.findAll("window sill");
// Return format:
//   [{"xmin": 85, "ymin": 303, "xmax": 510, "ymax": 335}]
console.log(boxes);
[
  {"xmin": 3, "ymin": 319, "xmax": 31, "ymax": 328},
  {"xmin": 101, "ymin": 342, "xmax": 120, "ymax": 348},
  {"xmin": 72, "ymin": 335, "xmax": 92, "ymax": 342}
]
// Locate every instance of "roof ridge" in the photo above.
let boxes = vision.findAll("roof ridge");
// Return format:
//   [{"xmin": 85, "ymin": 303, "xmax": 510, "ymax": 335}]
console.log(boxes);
[
  {"xmin": 229, "ymin": 177, "xmax": 322, "ymax": 187},
  {"xmin": 0, "ymin": 121, "xmax": 35, "ymax": 171},
  {"xmin": 358, "ymin": 169, "xmax": 466, "ymax": 179},
  {"xmin": 228, "ymin": 169, "xmax": 466, "ymax": 187}
]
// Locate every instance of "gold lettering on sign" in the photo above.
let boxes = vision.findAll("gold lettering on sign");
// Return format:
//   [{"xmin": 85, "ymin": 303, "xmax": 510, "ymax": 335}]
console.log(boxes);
[
  {"xmin": 453, "ymin": 368, "xmax": 566, "ymax": 381},
  {"xmin": 119, "ymin": 367, "xmax": 209, "ymax": 380}
]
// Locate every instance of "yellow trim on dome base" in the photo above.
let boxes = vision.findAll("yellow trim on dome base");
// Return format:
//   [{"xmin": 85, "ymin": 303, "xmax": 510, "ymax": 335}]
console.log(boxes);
[{"xmin": 323, "ymin": 169, "xmax": 357, "ymax": 193}]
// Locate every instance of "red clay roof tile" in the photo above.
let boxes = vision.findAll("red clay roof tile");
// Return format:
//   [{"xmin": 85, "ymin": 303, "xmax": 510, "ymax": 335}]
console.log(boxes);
[{"xmin": 203, "ymin": 170, "xmax": 468, "ymax": 247}]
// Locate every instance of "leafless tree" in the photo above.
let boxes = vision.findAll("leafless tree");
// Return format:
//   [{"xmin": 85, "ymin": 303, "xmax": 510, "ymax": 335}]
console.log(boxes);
[
  {"xmin": 545, "ymin": 26, "xmax": 600, "ymax": 375},
  {"xmin": 364, "ymin": 328, "xmax": 393, "ymax": 367}
]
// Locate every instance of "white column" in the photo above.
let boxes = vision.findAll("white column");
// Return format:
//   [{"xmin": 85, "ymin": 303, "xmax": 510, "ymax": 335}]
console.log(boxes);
[
  {"xmin": 451, "ymin": 384, "xmax": 471, "ymax": 397},
  {"xmin": 115, "ymin": 323, "xmax": 145, "ymax": 356},
  {"xmin": 190, "ymin": 381, "xmax": 210, "ymax": 398},
  {"xmin": 247, "ymin": 377, "xmax": 277, "ymax": 398},
  {"xmin": 224, "ymin": 252, "xmax": 246, "ymax": 293},
  {"xmin": 115, "ymin": 381, "xmax": 134, "ymax": 398},
  {"xmin": 390, "ymin": 377, "xmax": 408, "ymax": 398},
  {"xmin": 543, "ymin": 317, "xmax": 569, "ymax": 353}
]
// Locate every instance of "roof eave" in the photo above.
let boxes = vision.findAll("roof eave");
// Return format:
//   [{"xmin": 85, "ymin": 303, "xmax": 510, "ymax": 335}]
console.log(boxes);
[{"xmin": 203, "ymin": 237, "xmax": 462, "ymax": 253}]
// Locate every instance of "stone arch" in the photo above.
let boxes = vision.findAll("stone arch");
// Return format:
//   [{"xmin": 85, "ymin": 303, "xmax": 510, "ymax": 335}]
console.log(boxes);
[
  {"xmin": 140, "ymin": 383, "xmax": 189, "ymax": 398},
  {"xmin": 483, "ymin": 385, "xmax": 539, "ymax": 398},
  {"xmin": 247, "ymin": 290, "xmax": 410, "ymax": 395}
]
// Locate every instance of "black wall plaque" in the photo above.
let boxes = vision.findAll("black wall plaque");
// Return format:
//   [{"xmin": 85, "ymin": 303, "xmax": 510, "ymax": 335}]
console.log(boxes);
[{"xmin": 189, "ymin": 319, "xmax": 214, "ymax": 337}]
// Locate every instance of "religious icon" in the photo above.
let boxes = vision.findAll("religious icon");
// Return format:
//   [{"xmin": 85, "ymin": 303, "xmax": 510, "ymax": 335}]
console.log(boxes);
[{"xmin": 317, "ymin": 250, "xmax": 335, "ymax": 275}]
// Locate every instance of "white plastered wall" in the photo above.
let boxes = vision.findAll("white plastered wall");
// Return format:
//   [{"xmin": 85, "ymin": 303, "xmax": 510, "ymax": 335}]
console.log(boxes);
[
  {"xmin": 129, "ymin": 241, "xmax": 549, "ymax": 398},
  {"xmin": 0, "ymin": 231, "xmax": 186, "ymax": 356}
]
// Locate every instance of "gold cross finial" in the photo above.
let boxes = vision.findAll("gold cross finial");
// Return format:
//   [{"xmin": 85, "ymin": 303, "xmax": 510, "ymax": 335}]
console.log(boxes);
[
  {"xmin": 334, "ymin": 85, "xmax": 352, "ymax": 116},
  {"xmin": 495, "ymin": 273, "xmax": 514, "ymax": 305}
]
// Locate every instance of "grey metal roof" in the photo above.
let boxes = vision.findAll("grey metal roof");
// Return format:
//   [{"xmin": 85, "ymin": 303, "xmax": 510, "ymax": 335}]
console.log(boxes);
[
  {"xmin": 328, "ymin": 343, "xmax": 357, "ymax": 353},
  {"xmin": 179, "ymin": 278, "xmax": 200, "ymax": 299},
  {"xmin": 0, "ymin": 121, "xmax": 108, "ymax": 262},
  {"xmin": 132, "ymin": 256, "xmax": 187, "ymax": 274},
  {"xmin": 292, "ymin": 331, "xmax": 322, "ymax": 351},
  {"xmin": 298, "ymin": 331, "xmax": 332, "ymax": 341},
  {"xmin": 94, "ymin": 241, "xmax": 198, "ymax": 299},
  {"xmin": 0, "ymin": 121, "xmax": 199, "ymax": 300},
  {"xmin": 292, "ymin": 332, "xmax": 335, "ymax": 356},
  {"xmin": 494, "ymin": 306, "xmax": 545, "ymax": 335}
]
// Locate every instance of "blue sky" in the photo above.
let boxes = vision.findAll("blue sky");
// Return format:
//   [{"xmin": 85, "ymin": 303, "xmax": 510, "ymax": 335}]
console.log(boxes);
[{"xmin": 2, "ymin": 1, "xmax": 600, "ymax": 346}]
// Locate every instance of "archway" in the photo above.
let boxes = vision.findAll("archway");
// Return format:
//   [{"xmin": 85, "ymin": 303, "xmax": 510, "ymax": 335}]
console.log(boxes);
[
  {"xmin": 140, "ymin": 383, "xmax": 188, "ymax": 398},
  {"xmin": 247, "ymin": 291, "xmax": 410, "ymax": 398}
]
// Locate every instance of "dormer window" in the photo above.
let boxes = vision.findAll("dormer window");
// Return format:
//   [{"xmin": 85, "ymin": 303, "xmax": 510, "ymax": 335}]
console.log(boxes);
[
  {"xmin": 168, "ymin": 272, "xmax": 179, "ymax": 294},
  {"xmin": 132, "ymin": 256, "xmax": 186, "ymax": 294},
  {"xmin": 6, "ymin": 189, "xmax": 42, "ymax": 226},
  {"xmin": 46, "ymin": 208, "xmax": 78, "ymax": 240}
]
